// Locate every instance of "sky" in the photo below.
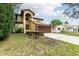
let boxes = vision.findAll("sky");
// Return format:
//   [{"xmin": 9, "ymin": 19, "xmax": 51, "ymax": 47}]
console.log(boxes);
[{"xmin": 14, "ymin": 3, "xmax": 79, "ymax": 25}]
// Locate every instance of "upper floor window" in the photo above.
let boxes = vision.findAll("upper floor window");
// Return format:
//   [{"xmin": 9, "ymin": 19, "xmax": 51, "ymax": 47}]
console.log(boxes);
[
  {"xmin": 26, "ymin": 18, "xmax": 29, "ymax": 20},
  {"xmin": 25, "ymin": 13, "xmax": 31, "ymax": 18}
]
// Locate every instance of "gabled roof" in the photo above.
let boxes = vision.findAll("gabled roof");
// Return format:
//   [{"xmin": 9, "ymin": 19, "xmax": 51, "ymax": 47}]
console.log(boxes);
[
  {"xmin": 15, "ymin": 9, "xmax": 35, "ymax": 16},
  {"xmin": 21, "ymin": 9, "xmax": 35, "ymax": 16},
  {"xmin": 15, "ymin": 14, "xmax": 21, "ymax": 16}
]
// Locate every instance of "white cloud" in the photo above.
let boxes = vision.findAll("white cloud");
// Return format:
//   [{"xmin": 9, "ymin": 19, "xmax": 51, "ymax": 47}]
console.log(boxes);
[
  {"xmin": 53, "ymin": 10, "xmax": 64, "ymax": 17},
  {"xmin": 38, "ymin": 4, "xmax": 62, "ymax": 16},
  {"xmin": 15, "ymin": 3, "xmax": 62, "ymax": 17}
]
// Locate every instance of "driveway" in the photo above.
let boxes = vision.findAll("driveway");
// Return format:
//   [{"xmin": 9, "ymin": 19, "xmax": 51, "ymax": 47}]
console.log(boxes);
[{"xmin": 44, "ymin": 33, "xmax": 79, "ymax": 45}]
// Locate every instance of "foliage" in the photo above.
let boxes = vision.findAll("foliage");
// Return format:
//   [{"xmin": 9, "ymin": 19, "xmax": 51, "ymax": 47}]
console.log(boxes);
[
  {"xmin": 15, "ymin": 28, "xmax": 24, "ymax": 33},
  {"xmin": 64, "ymin": 21, "xmax": 69, "ymax": 25},
  {"xmin": 0, "ymin": 4, "xmax": 15, "ymax": 40},
  {"xmin": 60, "ymin": 30, "xmax": 66, "ymax": 33},
  {"xmin": 63, "ymin": 3, "xmax": 79, "ymax": 19},
  {"xmin": 50, "ymin": 19, "xmax": 63, "ymax": 26}
]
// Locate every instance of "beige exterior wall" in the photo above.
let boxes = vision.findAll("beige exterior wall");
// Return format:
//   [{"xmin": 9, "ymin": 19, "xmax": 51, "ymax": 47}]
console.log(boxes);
[
  {"xmin": 17, "ymin": 15, "xmax": 23, "ymax": 22},
  {"xmin": 23, "ymin": 14, "xmax": 26, "ymax": 33},
  {"xmin": 29, "ymin": 18, "xmax": 36, "ymax": 31},
  {"xmin": 23, "ymin": 11, "xmax": 36, "ymax": 33}
]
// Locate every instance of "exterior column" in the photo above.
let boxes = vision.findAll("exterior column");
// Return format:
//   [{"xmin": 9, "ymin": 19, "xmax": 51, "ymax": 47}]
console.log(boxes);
[{"xmin": 23, "ymin": 14, "xmax": 26, "ymax": 34}]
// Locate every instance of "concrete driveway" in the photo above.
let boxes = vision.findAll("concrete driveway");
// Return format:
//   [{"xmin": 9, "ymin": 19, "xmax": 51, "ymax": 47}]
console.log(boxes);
[{"xmin": 44, "ymin": 33, "xmax": 79, "ymax": 45}]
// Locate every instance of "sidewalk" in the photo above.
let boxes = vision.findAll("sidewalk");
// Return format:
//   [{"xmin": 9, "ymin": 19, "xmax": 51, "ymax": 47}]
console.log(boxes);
[{"xmin": 44, "ymin": 33, "xmax": 79, "ymax": 45}]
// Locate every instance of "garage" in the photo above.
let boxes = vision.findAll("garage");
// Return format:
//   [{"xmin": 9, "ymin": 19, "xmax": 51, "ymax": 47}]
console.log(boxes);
[{"xmin": 37, "ymin": 24, "xmax": 51, "ymax": 33}]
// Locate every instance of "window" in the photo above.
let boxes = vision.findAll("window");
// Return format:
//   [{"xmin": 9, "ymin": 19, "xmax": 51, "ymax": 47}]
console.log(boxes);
[
  {"xmin": 52, "ymin": 28, "xmax": 54, "ymax": 30},
  {"xmin": 26, "ymin": 18, "xmax": 30, "ymax": 24},
  {"xmin": 62, "ymin": 28, "xmax": 64, "ymax": 30},
  {"xmin": 25, "ymin": 13, "xmax": 31, "ymax": 18},
  {"xmin": 26, "ymin": 25, "xmax": 29, "ymax": 30},
  {"xmin": 78, "ymin": 28, "xmax": 79, "ymax": 32},
  {"xmin": 58, "ymin": 28, "xmax": 60, "ymax": 30},
  {"xmin": 73, "ymin": 28, "xmax": 77, "ymax": 32},
  {"xmin": 26, "ymin": 18, "xmax": 29, "ymax": 20}
]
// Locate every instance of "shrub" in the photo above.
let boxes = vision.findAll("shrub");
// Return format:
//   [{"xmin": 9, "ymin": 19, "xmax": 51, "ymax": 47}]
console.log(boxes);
[
  {"xmin": 60, "ymin": 30, "xmax": 65, "ymax": 33},
  {"xmin": 0, "ymin": 4, "xmax": 15, "ymax": 40},
  {"xmin": 15, "ymin": 28, "xmax": 24, "ymax": 33}
]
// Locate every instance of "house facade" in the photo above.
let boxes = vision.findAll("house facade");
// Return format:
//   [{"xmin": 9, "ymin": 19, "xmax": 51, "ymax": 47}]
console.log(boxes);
[
  {"xmin": 51, "ymin": 25, "xmax": 79, "ymax": 33},
  {"xmin": 66, "ymin": 25, "xmax": 79, "ymax": 32},
  {"xmin": 51, "ymin": 25, "xmax": 67, "ymax": 32},
  {"xmin": 13, "ymin": 9, "xmax": 51, "ymax": 33}
]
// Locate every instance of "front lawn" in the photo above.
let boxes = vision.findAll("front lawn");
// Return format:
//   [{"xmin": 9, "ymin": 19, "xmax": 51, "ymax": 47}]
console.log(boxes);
[
  {"xmin": 0, "ymin": 34, "xmax": 79, "ymax": 56},
  {"xmin": 56, "ymin": 32, "xmax": 79, "ymax": 37}
]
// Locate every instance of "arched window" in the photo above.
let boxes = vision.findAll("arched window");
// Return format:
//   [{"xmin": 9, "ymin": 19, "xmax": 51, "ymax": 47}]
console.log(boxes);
[{"xmin": 25, "ymin": 13, "xmax": 31, "ymax": 18}]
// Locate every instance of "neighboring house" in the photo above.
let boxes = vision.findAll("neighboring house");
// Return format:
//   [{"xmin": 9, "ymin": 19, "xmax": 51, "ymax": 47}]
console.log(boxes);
[
  {"xmin": 51, "ymin": 25, "xmax": 67, "ymax": 32},
  {"xmin": 51, "ymin": 24, "xmax": 79, "ymax": 32},
  {"xmin": 66, "ymin": 25, "xmax": 79, "ymax": 32},
  {"xmin": 13, "ymin": 9, "xmax": 51, "ymax": 33}
]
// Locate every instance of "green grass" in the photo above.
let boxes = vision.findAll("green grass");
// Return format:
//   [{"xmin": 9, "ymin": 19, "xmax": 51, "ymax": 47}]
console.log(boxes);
[
  {"xmin": 56, "ymin": 32, "xmax": 79, "ymax": 37},
  {"xmin": 0, "ymin": 34, "xmax": 79, "ymax": 56}
]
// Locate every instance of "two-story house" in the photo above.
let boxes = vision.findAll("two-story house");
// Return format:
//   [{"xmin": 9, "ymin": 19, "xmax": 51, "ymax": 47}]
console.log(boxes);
[{"xmin": 14, "ymin": 9, "xmax": 51, "ymax": 33}]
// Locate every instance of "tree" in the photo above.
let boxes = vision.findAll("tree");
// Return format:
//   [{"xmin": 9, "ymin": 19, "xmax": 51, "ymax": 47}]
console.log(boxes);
[
  {"xmin": 50, "ymin": 19, "xmax": 63, "ymax": 26},
  {"xmin": 0, "ymin": 4, "xmax": 15, "ymax": 40},
  {"xmin": 63, "ymin": 3, "xmax": 79, "ymax": 19},
  {"xmin": 64, "ymin": 21, "xmax": 69, "ymax": 25}
]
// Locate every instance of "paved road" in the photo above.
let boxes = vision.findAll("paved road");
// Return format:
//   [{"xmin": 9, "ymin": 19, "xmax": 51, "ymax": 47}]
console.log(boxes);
[{"xmin": 44, "ymin": 33, "xmax": 79, "ymax": 45}]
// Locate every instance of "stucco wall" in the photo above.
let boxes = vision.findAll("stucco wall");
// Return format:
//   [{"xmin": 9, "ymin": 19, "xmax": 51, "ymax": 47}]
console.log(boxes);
[
  {"xmin": 51, "ymin": 25, "xmax": 67, "ymax": 32},
  {"xmin": 17, "ymin": 15, "xmax": 23, "ymax": 22},
  {"xmin": 23, "ymin": 11, "xmax": 36, "ymax": 33},
  {"xmin": 29, "ymin": 18, "xmax": 36, "ymax": 31}
]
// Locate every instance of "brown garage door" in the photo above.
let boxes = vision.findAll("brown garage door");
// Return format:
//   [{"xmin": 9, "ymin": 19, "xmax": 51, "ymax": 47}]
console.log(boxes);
[{"xmin": 37, "ymin": 25, "xmax": 51, "ymax": 32}]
